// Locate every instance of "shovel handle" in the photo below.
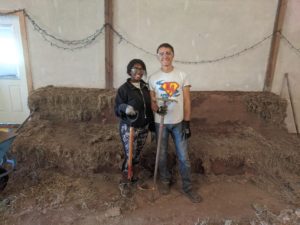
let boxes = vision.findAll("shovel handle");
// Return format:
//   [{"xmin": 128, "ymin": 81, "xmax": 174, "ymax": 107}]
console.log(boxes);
[
  {"xmin": 153, "ymin": 100, "xmax": 169, "ymax": 188},
  {"xmin": 153, "ymin": 114, "xmax": 164, "ymax": 188},
  {"xmin": 15, "ymin": 108, "xmax": 37, "ymax": 133},
  {"xmin": 127, "ymin": 126, "xmax": 134, "ymax": 180}
]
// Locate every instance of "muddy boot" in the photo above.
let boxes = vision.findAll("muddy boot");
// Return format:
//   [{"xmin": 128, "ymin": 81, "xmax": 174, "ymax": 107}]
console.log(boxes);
[
  {"xmin": 119, "ymin": 173, "xmax": 133, "ymax": 198},
  {"xmin": 119, "ymin": 182, "xmax": 133, "ymax": 198},
  {"xmin": 183, "ymin": 189, "xmax": 203, "ymax": 203}
]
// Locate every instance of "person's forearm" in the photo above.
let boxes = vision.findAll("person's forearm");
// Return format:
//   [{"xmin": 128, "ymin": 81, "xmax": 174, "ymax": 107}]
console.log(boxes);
[
  {"xmin": 183, "ymin": 87, "xmax": 191, "ymax": 121},
  {"xmin": 184, "ymin": 101, "xmax": 191, "ymax": 121}
]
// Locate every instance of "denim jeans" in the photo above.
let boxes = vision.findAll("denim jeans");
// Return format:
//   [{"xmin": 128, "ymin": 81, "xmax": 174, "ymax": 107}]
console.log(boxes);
[{"xmin": 155, "ymin": 121, "xmax": 192, "ymax": 192}]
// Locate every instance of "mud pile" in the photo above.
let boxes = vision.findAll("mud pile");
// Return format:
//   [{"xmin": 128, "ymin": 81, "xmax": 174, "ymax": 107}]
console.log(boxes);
[{"xmin": 10, "ymin": 87, "xmax": 300, "ymax": 205}]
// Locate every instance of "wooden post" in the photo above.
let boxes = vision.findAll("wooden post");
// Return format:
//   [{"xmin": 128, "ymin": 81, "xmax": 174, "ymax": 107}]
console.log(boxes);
[
  {"xmin": 263, "ymin": 0, "xmax": 287, "ymax": 92},
  {"xmin": 105, "ymin": 0, "xmax": 113, "ymax": 89},
  {"xmin": 17, "ymin": 10, "xmax": 33, "ymax": 93},
  {"xmin": 284, "ymin": 73, "xmax": 299, "ymax": 136}
]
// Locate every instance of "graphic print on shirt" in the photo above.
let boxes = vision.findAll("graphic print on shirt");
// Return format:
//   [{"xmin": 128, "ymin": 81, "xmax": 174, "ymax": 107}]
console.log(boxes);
[{"xmin": 156, "ymin": 80, "xmax": 180, "ymax": 98}]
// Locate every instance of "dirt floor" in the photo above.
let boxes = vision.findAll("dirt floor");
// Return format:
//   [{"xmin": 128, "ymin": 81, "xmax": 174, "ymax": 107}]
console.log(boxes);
[{"xmin": 0, "ymin": 87, "xmax": 300, "ymax": 225}]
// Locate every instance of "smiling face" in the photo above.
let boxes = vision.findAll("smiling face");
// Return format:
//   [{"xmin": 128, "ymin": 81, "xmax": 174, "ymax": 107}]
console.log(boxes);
[
  {"xmin": 129, "ymin": 63, "xmax": 145, "ymax": 82},
  {"xmin": 157, "ymin": 46, "xmax": 174, "ymax": 68}
]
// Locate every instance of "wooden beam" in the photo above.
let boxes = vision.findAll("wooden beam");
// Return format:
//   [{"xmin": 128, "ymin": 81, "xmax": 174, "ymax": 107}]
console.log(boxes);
[
  {"xmin": 17, "ymin": 10, "xmax": 34, "ymax": 93},
  {"xmin": 263, "ymin": 0, "xmax": 288, "ymax": 92},
  {"xmin": 105, "ymin": 0, "xmax": 114, "ymax": 89},
  {"xmin": 284, "ymin": 73, "xmax": 299, "ymax": 136}
]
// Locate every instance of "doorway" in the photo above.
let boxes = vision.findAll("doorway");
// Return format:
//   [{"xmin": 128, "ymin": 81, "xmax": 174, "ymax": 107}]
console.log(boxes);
[{"xmin": 0, "ymin": 11, "xmax": 32, "ymax": 124}]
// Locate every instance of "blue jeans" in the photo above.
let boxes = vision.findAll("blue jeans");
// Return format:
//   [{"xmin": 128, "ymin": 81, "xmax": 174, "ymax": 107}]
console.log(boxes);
[{"xmin": 155, "ymin": 121, "xmax": 192, "ymax": 192}]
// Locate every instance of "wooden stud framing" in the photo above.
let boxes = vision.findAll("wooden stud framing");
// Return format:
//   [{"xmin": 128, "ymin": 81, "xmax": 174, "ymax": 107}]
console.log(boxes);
[
  {"xmin": 284, "ymin": 73, "xmax": 299, "ymax": 136},
  {"xmin": 263, "ymin": 0, "xmax": 288, "ymax": 92},
  {"xmin": 105, "ymin": 0, "xmax": 114, "ymax": 89},
  {"xmin": 17, "ymin": 10, "xmax": 33, "ymax": 93}
]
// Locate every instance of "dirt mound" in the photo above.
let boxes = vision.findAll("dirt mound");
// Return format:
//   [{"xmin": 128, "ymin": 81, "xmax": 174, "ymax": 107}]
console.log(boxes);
[
  {"xmin": 1, "ymin": 87, "xmax": 299, "ymax": 224},
  {"xmin": 13, "ymin": 87, "xmax": 300, "ymax": 200},
  {"xmin": 12, "ymin": 120, "xmax": 122, "ymax": 175}
]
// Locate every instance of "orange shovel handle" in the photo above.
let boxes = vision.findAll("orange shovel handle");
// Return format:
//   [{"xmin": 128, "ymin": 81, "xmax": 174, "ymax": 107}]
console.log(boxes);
[{"xmin": 127, "ymin": 126, "xmax": 134, "ymax": 180}]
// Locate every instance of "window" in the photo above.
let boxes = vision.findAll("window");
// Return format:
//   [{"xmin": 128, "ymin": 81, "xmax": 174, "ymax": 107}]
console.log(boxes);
[{"xmin": 0, "ymin": 24, "xmax": 20, "ymax": 79}]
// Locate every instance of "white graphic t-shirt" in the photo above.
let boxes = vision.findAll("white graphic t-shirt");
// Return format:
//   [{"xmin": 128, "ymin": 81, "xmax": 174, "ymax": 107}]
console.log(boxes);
[{"xmin": 148, "ymin": 68, "xmax": 191, "ymax": 124}]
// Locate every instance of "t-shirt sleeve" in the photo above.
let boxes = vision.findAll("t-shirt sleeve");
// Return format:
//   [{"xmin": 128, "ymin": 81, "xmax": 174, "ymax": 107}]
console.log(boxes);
[
  {"xmin": 182, "ymin": 71, "xmax": 191, "ymax": 88},
  {"xmin": 148, "ymin": 77, "xmax": 155, "ymax": 91}
]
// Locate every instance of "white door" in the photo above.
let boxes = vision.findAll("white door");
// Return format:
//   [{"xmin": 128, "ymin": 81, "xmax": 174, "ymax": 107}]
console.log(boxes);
[{"xmin": 0, "ymin": 14, "xmax": 29, "ymax": 124}]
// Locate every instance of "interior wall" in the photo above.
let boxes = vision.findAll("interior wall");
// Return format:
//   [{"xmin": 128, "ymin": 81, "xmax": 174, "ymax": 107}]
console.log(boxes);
[
  {"xmin": 1, "ymin": 0, "xmax": 299, "ymax": 133},
  {"xmin": 1, "ymin": 0, "xmax": 279, "ymax": 91},
  {"xmin": 1, "ymin": 0, "xmax": 105, "ymax": 89},
  {"xmin": 272, "ymin": 0, "xmax": 300, "ymax": 133},
  {"xmin": 113, "ymin": 0, "xmax": 278, "ymax": 91}
]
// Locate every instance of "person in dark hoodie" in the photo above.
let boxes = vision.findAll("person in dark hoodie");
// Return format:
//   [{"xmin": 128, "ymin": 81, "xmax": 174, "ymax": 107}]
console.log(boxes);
[{"xmin": 114, "ymin": 59, "xmax": 155, "ymax": 197}]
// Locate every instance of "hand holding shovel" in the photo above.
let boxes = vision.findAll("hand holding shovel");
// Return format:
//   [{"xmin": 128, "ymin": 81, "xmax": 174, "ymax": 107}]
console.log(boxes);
[{"xmin": 153, "ymin": 98, "xmax": 177, "ymax": 189}]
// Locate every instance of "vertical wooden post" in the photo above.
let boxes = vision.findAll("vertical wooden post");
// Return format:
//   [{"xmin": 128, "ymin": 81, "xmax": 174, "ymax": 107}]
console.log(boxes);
[
  {"xmin": 284, "ymin": 73, "xmax": 299, "ymax": 136},
  {"xmin": 18, "ymin": 10, "xmax": 33, "ymax": 93},
  {"xmin": 105, "ymin": 0, "xmax": 113, "ymax": 89},
  {"xmin": 263, "ymin": 0, "xmax": 287, "ymax": 92}
]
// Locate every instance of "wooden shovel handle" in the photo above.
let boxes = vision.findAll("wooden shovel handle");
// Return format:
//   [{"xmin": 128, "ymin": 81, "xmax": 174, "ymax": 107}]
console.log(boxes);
[{"xmin": 127, "ymin": 126, "xmax": 134, "ymax": 180}]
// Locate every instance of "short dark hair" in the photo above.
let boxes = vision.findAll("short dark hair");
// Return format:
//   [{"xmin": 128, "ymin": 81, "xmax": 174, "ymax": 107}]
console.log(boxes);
[
  {"xmin": 127, "ymin": 59, "xmax": 147, "ymax": 76},
  {"xmin": 156, "ymin": 43, "xmax": 174, "ymax": 54}
]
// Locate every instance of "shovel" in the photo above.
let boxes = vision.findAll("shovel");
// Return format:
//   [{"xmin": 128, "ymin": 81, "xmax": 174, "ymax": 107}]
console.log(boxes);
[
  {"xmin": 126, "ymin": 111, "xmax": 139, "ymax": 181},
  {"xmin": 152, "ymin": 103, "xmax": 166, "ymax": 190},
  {"xmin": 127, "ymin": 125, "xmax": 134, "ymax": 180},
  {"xmin": 119, "ymin": 112, "xmax": 138, "ymax": 198},
  {"xmin": 137, "ymin": 98, "xmax": 177, "ymax": 201},
  {"xmin": 152, "ymin": 98, "xmax": 177, "ymax": 194}
]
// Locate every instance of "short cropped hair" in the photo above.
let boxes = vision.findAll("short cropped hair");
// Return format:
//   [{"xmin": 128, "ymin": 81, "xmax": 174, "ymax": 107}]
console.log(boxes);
[{"xmin": 156, "ymin": 43, "xmax": 174, "ymax": 54}]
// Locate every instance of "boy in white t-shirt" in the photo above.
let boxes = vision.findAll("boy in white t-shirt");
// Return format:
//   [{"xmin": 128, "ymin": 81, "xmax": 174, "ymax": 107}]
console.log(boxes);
[{"xmin": 149, "ymin": 43, "xmax": 202, "ymax": 203}]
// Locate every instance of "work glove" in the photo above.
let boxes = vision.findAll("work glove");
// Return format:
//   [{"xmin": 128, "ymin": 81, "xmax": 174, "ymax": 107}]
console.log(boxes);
[
  {"xmin": 182, "ymin": 120, "xmax": 191, "ymax": 140},
  {"xmin": 125, "ymin": 105, "xmax": 137, "ymax": 116},
  {"xmin": 156, "ymin": 105, "xmax": 168, "ymax": 116}
]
